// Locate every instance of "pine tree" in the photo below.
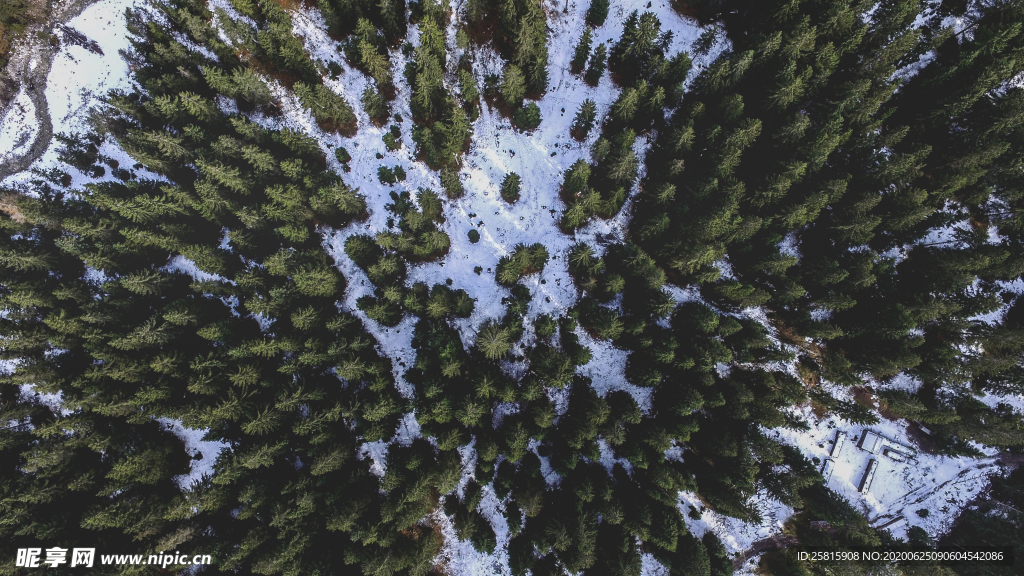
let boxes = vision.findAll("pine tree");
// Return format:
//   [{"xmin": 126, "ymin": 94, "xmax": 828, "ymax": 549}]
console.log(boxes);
[
  {"xmin": 294, "ymin": 82, "xmax": 357, "ymax": 133},
  {"xmin": 571, "ymin": 28, "xmax": 593, "ymax": 74},
  {"xmin": 458, "ymin": 69, "xmax": 480, "ymax": 118},
  {"xmin": 501, "ymin": 172, "xmax": 522, "ymax": 203},
  {"xmin": 441, "ymin": 167, "xmax": 465, "ymax": 199},
  {"xmin": 362, "ymin": 85, "xmax": 390, "ymax": 126},
  {"xmin": 513, "ymin": 102, "xmax": 542, "ymax": 131},
  {"xmin": 476, "ymin": 321, "xmax": 511, "ymax": 359},
  {"xmin": 571, "ymin": 99, "xmax": 598, "ymax": 140},
  {"xmin": 501, "ymin": 64, "xmax": 526, "ymax": 108},
  {"xmin": 587, "ymin": 0, "xmax": 609, "ymax": 26},
  {"xmin": 584, "ymin": 43, "xmax": 607, "ymax": 86}
]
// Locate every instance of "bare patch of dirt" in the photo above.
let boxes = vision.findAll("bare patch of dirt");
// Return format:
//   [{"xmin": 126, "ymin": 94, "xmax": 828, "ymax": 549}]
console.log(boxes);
[
  {"xmin": 732, "ymin": 533, "xmax": 799, "ymax": 570},
  {"xmin": 672, "ymin": 0, "xmax": 701, "ymax": 19},
  {"xmin": 852, "ymin": 386, "xmax": 878, "ymax": 411},
  {"xmin": 810, "ymin": 398, "xmax": 829, "ymax": 419},
  {"xmin": 0, "ymin": 193, "xmax": 27, "ymax": 222},
  {"xmin": 905, "ymin": 422, "xmax": 938, "ymax": 454}
]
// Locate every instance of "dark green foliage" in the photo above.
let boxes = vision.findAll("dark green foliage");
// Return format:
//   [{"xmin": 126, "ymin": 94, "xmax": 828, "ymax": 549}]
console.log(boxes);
[
  {"xmin": 534, "ymin": 314, "xmax": 557, "ymax": 338},
  {"xmin": 607, "ymin": 80, "xmax": 667, "ymax": 133},
  {"xmin": 584, "ymin": 43, "xmax": 607, "ymax": 86},
  {"xmin": 513, "ymin": 102, "xmax": 542, "ymax": 131},
  {"xmin": 560, "ymin": 153, "xmax": 632, "ymax": 231},
  {"xmin": 459, "ymin": 69, "xmax": 480, "ymax": 119},
  {"xmin": 809, "ymin": 389, "xmax": 879, "ymax": 425},
  {"xmin": 468, "ymin": 228, "xmax": 480, "ymax": 243},
  {"xmin": 703, "ymin": 532, "xmax": 733, "ymax": 576},
  {"xmin": 571, "ymin": 99, "xmax": 598, "ymax": 140},
  {"xmin": 408, "ymin": 16, "xmax": 472, "ymax": 168},
  {"xmin": 383, "ymin": 124, "xmax": 403, "ymax": 151},
  {"xmin": 318, "ymin": 0, "xmax": 406, "ymax": 42},
  {"xmin": 334, "ymin": 146, "xmax": 352, "ymax": 169},
  {"xmin": 412, "ymin": 104, "xmax": 471, "ymax": 168},
  {"xmin": 344, "ymin": 190, "xmax": 456, "ymax": 326},
  {"xmin": 559, "ymin": 130, "xmax": 640, "ymax": 226},
  {"xmin": 294, "ymin": 82, "xmax": 357, "ymax": 133},
  {"xmin": 11, "ymin": 1, "xmax": 1024, "ymax": 575},
  {"xmin": 216, "ymin": 0, "xmax": 320, "ymax": 85},
  {"xmin": 362, "ymin": 85, "xmax": 391, "ymax": 126},
  {"xmin": 501, "ymin": 172, "xmax": 522, "ymax": 203},
  {"xmin": 417, "ymin": 188, "xmax": 445, "ymax": 223},
  {"xmin": 470, "ymin": 0, "xmax": 549, "ymax": 95},
  {"xmin": 376, "ymin": 190, "xmax": 450, "ymax": 261},
  {"xmin": 501, "ymin": 64, "xmax": 526, "ymax": 108},
  {"xmin": 609, "ymin": 11, "xmax": 691, "ymax": 95},
  {"xmin": 409, "ymin": 0, "xmax": 447, "ymax": 24},
  {"xmin": 0, "ymin": 3, "xmax": 415, "ymax": 571},
  {"xmin": 622, "ymin": 1, "xmax": 1024, "ymax": 447},
  {"xmin": 476, "ymin": 320, "xmax": 512, "ymax": 360},
  {"xmin": 496, "ymin": 243, "xmax": 549, "ymax": 285},
  {"xmin": 341, "ymin": 18, "xmax": 395, "ymax": 87},
  {"xmin": 587, "ymin": 0, "xmax": 609, "ymax": 26},
  {"xmin": 377, "ymin": 165, "xmax": 401, "ymax": 184},
  {"xmin": 571, "ymin": 28, "xmax": 593, "ymax": 74},
  {"xmin": 410, "ymin": 16, "xmax": 447, "ymax": 119},
  {"xmin": 202, "ymin": 66, "xmax": 274, "ymax": 107},
  {"xmin": 441, "ymin": 167, "xmax": 465, "ymax": 199}
]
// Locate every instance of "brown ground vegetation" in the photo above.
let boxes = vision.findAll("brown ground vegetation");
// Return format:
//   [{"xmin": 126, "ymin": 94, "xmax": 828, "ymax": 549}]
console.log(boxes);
[{"xmin": 0, "ymin": 0, "xmax": 49, "ymax": 66}]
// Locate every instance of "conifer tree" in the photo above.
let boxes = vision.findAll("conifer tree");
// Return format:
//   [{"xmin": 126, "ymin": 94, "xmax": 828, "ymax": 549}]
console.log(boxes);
[
  {"xmin": 362, "ymin": 84, "xmax": 390, "ymax": 126},
  {"xmin": 501, "ymin": 172, "xmax": 522, "ymax": 203},
  {"xmin": 571, "ymin": 28, "xmax": 593, "ymax": 74},
  {"xmin": 294, "ymin": 82, "xmax": 357, "ymax": 133},
  {"xmin": 587, "ymin": 0, "xmax": 609, "ymax": 26},
  {"xmin": 501, "ymin": 64, "xmax": 526, "ymax": 108},
  {"xmin": 571, "ymin": 99, "xmax": 598, "ymax": 140},
  {"xmin": 513, "ymin": 102, "xmax": 542, "ymax": 131},
  {"xmin": 585, "ymin": 43, "xmax": 607, "ymax": 86}
]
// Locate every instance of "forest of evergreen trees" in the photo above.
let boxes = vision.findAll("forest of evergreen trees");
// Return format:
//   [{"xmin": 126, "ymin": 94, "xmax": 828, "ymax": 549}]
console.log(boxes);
[{"xmin": 2, "ymin": 0, "xmax": 1024, "ymax": 574}]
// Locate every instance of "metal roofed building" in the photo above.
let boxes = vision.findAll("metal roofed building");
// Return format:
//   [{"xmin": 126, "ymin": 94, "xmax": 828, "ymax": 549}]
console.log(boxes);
[
  {"xmin": 821, "ymin": 458, "xmax": 835, "ymax": 483},
  {"xmin": 858, "ymin": 430, "xmax": 916, "ymax": 459},
  {"xmin": 883, "ymin": 447, "xmax": 907, "ymax": 462},
  {"xmin": 831, "ymin": 431, "xmax": 847, "ymax": 458},
  {"xmin": 858, "ymin": 459, "xmax": 879, "ymax": 493},
  {"xmin": 858, "ymin": 430, "xmax": 884, "ymax": 454}
]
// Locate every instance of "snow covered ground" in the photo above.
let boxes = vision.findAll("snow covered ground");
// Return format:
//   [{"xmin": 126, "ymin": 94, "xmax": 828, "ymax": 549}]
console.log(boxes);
[
  {"xmin": 2, "ymin": 0, "xmax": 1021, "ymax": 573},
  {"xmin": 157, "ymin": 417, "xmax": 231, "ymax": 491},
  {"xmin": 0, "ymin": 88, "xmax": 40, "ymax": 164},
  {"xmin": 679, "ymin": 397, "xmax": 1007, "ymax": 565},
  {"xmin": 294, "ymin": 0, "xmax": 720, "ymax": 443},
  {"xmin": 680, "ymin": 488, "xmax": 795, "ymax": 557},
  {"xmin": 773, "ymin": 406, "xmax": 1001, "ymax": 541}
]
